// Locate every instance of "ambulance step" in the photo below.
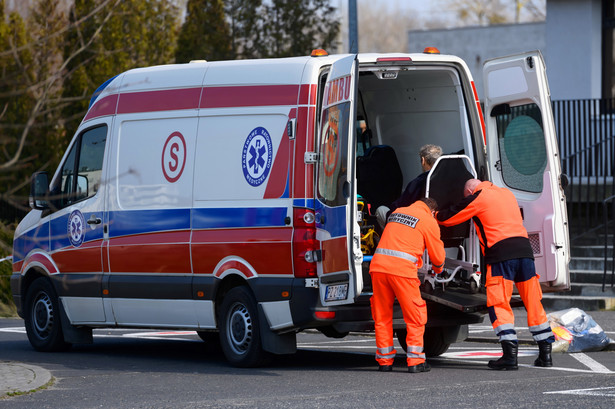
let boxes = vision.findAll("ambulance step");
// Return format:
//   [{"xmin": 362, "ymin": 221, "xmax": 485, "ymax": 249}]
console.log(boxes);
[{"xmin": 420, "ymin": 287, "xmax": 523, "ymax": 313}]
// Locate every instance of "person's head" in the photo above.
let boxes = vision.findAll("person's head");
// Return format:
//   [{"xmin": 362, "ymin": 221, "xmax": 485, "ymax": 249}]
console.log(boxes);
[
  {"xmin": 419, "ymin": 197, "xmax": 438, "ymax": 213},
  {"xmin": 464, "ymin": 178, "xmax": 482, "ymax": 197},
  {"xmin": 419, "ymin": 144, "xmax": 442, "ymax": 171}
]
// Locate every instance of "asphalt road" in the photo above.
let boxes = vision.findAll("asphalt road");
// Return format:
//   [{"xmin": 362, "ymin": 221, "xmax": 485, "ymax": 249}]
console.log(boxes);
[{"xmin": 1, "ymin": 317, "xmax": 614, "ymax": 409}]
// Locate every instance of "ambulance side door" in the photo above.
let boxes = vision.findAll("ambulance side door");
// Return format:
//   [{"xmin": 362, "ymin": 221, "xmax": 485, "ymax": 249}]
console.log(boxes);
[
  {"xmin": 482, "ymin": 51, "xmax": 570, "ymax": 291},
  {"xmin": 315, "ymin": 55, "xmax": 363, "ymax": 306},
  {"xmin": 48, "ymin": 120, "xmax": 111, "ymax": 322}
]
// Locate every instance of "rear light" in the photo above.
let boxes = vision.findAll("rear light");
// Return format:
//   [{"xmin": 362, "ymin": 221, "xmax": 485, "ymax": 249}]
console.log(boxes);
[
  {"xmin": 376, "ymin": 57, "xmax": 412, "ymax": 63},
  {"xmin": 315, "ymin": 311, "xmax": 336, "ymax": 320},
  {"xmin": 293, "ymin": 207, "xmax": 318, "ymax": 278},
  {"xmin": 423, "ymin": 47, "xmax": 440, "ymax": 54}
]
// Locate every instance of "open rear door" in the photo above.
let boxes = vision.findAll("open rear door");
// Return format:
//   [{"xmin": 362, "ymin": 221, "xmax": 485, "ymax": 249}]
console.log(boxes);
[
  {"xmin": 314, "ymin": 55, "xmax": 363, "ymax": 306},
  {"xmin": 483, "ymin": 51, "xmax": 570, "ymax": 291}
]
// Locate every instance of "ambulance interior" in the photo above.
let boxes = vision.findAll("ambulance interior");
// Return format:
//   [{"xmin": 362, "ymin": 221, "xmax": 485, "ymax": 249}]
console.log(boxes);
[{"xmin": 352, "ymin": 65, "xmax": 484, "ymax": 293}]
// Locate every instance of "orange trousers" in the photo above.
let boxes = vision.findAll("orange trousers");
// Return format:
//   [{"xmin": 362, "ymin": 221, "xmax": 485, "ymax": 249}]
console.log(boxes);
[
  {"xmin": 486, "ymin": 258, "xmax": 553, "ymax": 343},
  {"xmin": 370, "ymin": 272, "xmax": 427, "ymax": 366}
]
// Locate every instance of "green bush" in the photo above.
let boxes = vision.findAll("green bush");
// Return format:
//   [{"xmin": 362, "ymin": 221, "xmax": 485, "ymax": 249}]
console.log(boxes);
[{"xmin": 0, "ymin": 221, "xmax": 17, "ymax": 317}]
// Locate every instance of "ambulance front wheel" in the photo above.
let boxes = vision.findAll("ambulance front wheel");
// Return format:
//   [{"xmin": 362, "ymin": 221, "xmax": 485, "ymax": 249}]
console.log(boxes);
[
  {"xmin": 219, "ymin": 286, "xmax": 271, "ymax": 367},
  {"xmin": 24, "ymin": 277, "xmax": 71, "ymax": 352}
]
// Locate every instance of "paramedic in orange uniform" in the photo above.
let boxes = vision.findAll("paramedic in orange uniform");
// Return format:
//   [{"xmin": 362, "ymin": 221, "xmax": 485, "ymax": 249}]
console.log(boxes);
[
  {"xmin": 436, "ymin": 179, "xmax": 555, "ymax": 370},
  {"xmin": 369, "ymin": 197, "xmax": 445, "ymax": 373}
]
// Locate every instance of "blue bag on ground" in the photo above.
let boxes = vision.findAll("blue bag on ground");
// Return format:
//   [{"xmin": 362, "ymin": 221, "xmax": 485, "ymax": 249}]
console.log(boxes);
[{"xmin": 547, "ymin": 308, "xmax": 612, "ymax": 352}]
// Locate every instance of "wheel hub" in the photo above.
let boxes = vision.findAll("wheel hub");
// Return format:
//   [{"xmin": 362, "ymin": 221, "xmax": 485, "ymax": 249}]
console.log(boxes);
[
  {"xmin": 227, "ymin": 303, "xmax": 253, "ymax": 354},
  {"xmin": 32, "ymin": 292, "xmax": 54, "ymax": 338}
]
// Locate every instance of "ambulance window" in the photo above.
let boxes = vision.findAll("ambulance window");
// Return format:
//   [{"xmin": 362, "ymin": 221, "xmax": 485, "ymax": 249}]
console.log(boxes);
[
  {"xmin": 494, "ymin": 103, "xmax": 546, "ymax": 193},
  {"xmin": 318, "ymin": 102, "xmax": 350, "ymax": 206},
  {"xmin": 52, "ymin": 125, "xmax": 107, "ymax": 210}
]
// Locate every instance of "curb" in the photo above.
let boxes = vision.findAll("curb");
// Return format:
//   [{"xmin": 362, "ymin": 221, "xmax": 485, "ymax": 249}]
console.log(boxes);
[{"xmin": 0, "ymin": 361, "xmax": 53, "ymax": 398}]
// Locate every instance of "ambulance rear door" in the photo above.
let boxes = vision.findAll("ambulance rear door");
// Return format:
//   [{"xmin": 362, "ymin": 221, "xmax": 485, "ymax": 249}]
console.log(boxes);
[
  {"xmin": 482, "ymin": 51, "xmax": 570, "ymax": 291},
  {"xmin": 314, "ymin": 55, "xmax": 363, "ymax": 306}
]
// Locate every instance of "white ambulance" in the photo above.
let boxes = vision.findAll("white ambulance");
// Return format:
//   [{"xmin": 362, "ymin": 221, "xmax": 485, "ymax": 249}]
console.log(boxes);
[{"xmin": 11, "ymin": 49, "xmax": 569, "ymax": 367}]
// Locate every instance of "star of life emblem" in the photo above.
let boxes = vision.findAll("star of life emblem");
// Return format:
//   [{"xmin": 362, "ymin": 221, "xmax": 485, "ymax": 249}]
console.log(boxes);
[
  {"xmin": 67, "ymin": 210, "xmax": 86, "ymax": 247},
  {"xmin": 242, "ymin": 127, "xmax": 273, "ymax": 187}
]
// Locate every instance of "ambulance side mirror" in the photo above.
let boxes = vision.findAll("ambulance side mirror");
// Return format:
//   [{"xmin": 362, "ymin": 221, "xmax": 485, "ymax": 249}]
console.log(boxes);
[{"xmin": 30, "ymin": 171, "xmax": 49, "ymax": 210}]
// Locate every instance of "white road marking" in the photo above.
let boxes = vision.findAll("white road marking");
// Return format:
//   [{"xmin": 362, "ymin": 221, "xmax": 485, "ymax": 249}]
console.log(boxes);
[
  {"xmin": 544, "ymin": 386, "xmax": 615, "ymax": 396},
  {"xmin": 441, "ymin": 350, "xmax": 536, "ymax": 359},
  {"xmin": 570, "ymin": 352, "xmax": 614, "ymax": 374},
  {"xmin": 0, "ymin": 327, "xmax": 25, "ymax": 333}
]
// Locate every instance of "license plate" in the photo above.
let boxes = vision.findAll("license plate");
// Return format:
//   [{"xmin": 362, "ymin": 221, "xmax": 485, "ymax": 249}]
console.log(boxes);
[{"xmin": 325, "ymin": 284, "xmax": 348, "ymax": 301}]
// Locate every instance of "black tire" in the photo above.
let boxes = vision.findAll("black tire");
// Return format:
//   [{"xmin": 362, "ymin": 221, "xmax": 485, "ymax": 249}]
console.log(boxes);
[
  {"xmin": 395, "ymin": 328, "xmax": 408, "ymax": 352},
  {"xmin": 395, "ymin": 327, "xmax": 450, "ymax": 357},
  {"xmin": 24, "ymin": 277, "xmax": 71, "ymax": 352},
  {"xmin": 423, "ymin": 327, "xmax": 450, "ymax": 357},
  {"xmin": 197, "ymin": 330, "xmax": 218, "ymax": 343},
  {"xmin": 218, "ymin": 286, "xmax": 270, "ymax": 367},
  {"xmin": 318, "ymin": 326, "xmax": 349, "ymax": 339}
]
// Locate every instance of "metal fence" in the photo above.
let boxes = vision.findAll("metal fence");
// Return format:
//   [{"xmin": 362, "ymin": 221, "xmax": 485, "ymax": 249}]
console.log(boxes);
[
  {"xmin": 552, "ymin": 98, "xmax": 615, "ymax": 289},
  {"xmin": 553, "ymin": 98, "xmax": 615, "ymax": 240}
]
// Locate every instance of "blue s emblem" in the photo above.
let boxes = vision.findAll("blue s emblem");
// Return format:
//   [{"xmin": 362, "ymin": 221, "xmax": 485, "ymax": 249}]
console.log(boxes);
[
  {"xmin": 67, "ymin": 210, "xmax": 86, "ymax": 247},
  {"xmin": 242, "ymin": 127, "xmax": 273, "ymax": 187}
]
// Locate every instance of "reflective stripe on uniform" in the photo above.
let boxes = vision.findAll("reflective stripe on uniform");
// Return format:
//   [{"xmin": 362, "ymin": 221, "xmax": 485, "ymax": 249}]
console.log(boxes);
[
  {"xmin": 406, "ymin": 345, "xmax": 425, "ymax": 360},
  {"xmin": 375, "ymin": 248, "xmax": 418, "ymax": 263},
  {"xmin": 494, "ymin": 323, "xmax": 517, "ymax": 342},
  {"xmin": 498, "ymin": 333, "xmax": 518, "ymax": 342},
  {"xmin": 530, "ymin": 321, "xmax": 555, "ymax": 342},
  {"xmin": 494, "ymin": 323, "xmax": 515, "ymax": 335},
  {"xmin": 529, "ymin": 322, "xmax": 551, "ymax": 333},
  {"xmin": 376, "ymin": 345, "xmax": 396, "ymax": 359}
]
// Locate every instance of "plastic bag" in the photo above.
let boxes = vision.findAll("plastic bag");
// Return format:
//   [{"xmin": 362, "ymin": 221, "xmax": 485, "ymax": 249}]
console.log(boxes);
[{"xmin": 548, "ymin": 308, "xmax": 612, "ymax": 353}]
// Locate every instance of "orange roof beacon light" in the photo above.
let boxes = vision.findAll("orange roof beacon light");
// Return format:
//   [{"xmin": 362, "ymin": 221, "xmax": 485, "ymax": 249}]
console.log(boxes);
[
  {"xmin": 311, "ymin": 49, "xmax": 329, "ymax": 57},
  {"xmin": 423, "ymin": 47, "xmax": 441, "ymax": 54}
]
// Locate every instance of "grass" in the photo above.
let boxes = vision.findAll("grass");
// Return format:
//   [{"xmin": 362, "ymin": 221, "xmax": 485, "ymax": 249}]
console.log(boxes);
[{"xmin": 0, "ymin": 301, "xmax": 17, "ymax": 318}]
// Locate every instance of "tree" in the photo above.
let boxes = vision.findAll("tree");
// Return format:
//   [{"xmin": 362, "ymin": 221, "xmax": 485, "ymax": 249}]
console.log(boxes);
[
  {"xmin": 0, "ymin": 0, "xmax": 66, "ymax": 214},
  {"xmin": 354, "ymin": 0, "xmax": 421, "ymax": 53},
  {"xmin": 225, "ymin": 0, "xmax": 264, "ymax": 59},
  {"xmin": 175, "ymin": 0, "xmax": 339, "ymax": 60},
  {"xmin": 258, "ymin": 0, "xmax": 340, "ymax": 58},
  {"xmin": 175, "ymin": 0, "xmax": 232, "ymax": 63},
  {"xmin": 63, "ymin": 0, "xmax": 181, "ymax": 132}
]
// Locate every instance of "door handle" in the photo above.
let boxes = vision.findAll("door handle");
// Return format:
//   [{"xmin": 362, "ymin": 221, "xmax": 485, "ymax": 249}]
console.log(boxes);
[{"xmin": 87, "ymin": 214, "xmax": 102, "ymax": 225}]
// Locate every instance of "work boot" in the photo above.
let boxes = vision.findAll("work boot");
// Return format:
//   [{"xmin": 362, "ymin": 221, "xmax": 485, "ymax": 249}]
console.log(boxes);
[
  {"xmin": 534, "ymin": 340, "xmax": 553, "ymax": 367},
  {"xmin": 378, "ymin": 364, "xmax": 393, "ymax": 372},
  {"xmin": 407, "ymin": 362, "xmax": 431, "ymax": 373},
  {"xmin": 488, "ymin": 340, "xmax": 518, "ymax": 370}
]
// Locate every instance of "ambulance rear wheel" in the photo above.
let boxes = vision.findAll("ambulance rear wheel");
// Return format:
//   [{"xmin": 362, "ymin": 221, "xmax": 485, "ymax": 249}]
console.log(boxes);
[
  {"xmin": 197, "ymin": 331, "xmax": 222, "ymax": 352},
  {"xmin": 395, "ymin": 327, "xmax": 450, "ymax": 357},
  {"xmin": 395, "ymin": 329, "xmax": 407, "ymax": 352},
  {"xmin": 24, "ymin": 277, "xmax": 71, "ymax": 352},
  {"xmin": 423, "ymin": 327, "xmax": 450, "ymax": 357},
  {"xmin": 219, "ymin": 286, "xmax": 270, "ymax": 367}
]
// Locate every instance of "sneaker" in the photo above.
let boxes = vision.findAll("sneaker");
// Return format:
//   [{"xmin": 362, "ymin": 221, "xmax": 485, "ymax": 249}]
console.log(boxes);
[
  {"xmin": 408, "ymin": 362, "xmax": 431, "ymax": 373},
  {"xmin": 378, "ymin": 365, "xmax": 393, "ymax": 372}
]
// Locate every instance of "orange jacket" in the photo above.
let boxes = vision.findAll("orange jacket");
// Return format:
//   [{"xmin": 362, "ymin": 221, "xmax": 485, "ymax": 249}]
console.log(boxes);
[
  {"xmin": 370, "ymin": 200, "xmax": 445, "ymax": 278},
  {"xmin": 436, "ymin": 181, "xmax": 533, "ymax": 264}
]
